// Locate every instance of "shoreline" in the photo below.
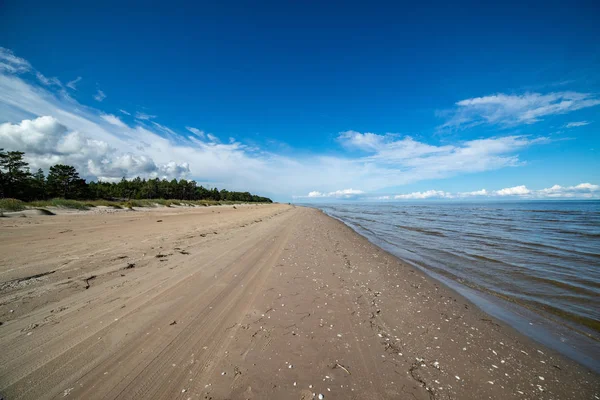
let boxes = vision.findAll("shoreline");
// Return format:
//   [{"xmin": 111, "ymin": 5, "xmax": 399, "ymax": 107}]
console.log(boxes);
[
  {"xmin": 0, "ymin": 205, "xmax": 598, "ymax": 399},
  {"xmin": 316, "ymin": 206, "xmax": 600, "ymax": 374}
]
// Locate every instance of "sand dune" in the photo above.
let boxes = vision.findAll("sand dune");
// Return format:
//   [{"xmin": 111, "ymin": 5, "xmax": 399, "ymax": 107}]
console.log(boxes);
[{"xmin": 0, "ymin": 204, "xmax": 597, "ymax": 399}]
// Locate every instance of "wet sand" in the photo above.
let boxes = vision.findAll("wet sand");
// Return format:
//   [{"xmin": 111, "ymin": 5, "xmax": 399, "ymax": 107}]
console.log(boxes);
[{"xmin": 0, "ymin": 204, "xmax": 598, "ymax": 399}]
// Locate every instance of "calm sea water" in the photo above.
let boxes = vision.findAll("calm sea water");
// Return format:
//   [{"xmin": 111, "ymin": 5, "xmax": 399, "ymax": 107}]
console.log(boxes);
[{"xmin": 312, "ymin": 201, "xmax": 600, "ymax": 341}]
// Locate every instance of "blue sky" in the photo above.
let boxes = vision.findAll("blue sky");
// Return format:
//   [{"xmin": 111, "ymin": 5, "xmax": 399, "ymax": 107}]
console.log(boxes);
[{"xmin": 1, "ymin": 0, "xmax": 599, "ymax": 201}]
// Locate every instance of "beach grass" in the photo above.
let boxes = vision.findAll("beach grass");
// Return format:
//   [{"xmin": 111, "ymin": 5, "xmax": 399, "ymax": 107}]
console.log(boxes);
[
  {"xmin": 28, "ymin": 199, "xmax": 90, "ymax": 210},
  {"xmin": 0, "ymin": 198, "xmax": 27, "ymax": 212},
  {"xmin": 1, "ymin": 197, "xmax": 269, "ymax": 212}
]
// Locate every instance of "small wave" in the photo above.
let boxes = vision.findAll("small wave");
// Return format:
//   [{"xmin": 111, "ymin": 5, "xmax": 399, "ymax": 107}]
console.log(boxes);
[
  {"xmin": 351, "ymin": 215, "xmax": 380, "ymax": 224},
  {"xmin": 468, "ymin": 253, "xmax": 502, "ymax": 263},
  {"xmin": 477, "ymin": 215, "xmax": 519, "ymax": 223},
  {"xmin": 415, "ymin": 216, "xmax": 436, "ymax": 222},
  {"xmin": 528, "ymin": 218, "xmax": 562, "ymax": 223},
  {"xmin": 522, "ymin": 209, "xmax": 596, "ymax": 216},
  {"xmin": 551, "ymin": 228, "xmax": 599, "ymax": 237},
  {"xmin": 394, "ymin": 224, "xmax": 446, "ymax": 237}
]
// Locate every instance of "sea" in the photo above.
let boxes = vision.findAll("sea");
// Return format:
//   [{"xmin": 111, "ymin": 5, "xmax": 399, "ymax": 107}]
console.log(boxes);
[{"xmin": 309, "ymin": 201, "xmax": 600, "ymax": 372}]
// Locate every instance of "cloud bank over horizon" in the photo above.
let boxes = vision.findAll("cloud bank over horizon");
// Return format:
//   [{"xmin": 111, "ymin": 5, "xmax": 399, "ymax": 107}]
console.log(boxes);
[
  {"xmin": 296, "ymin": 183, "xmax": 600, "ymax": 201},
  {"xmin": 0, "ymin": 47, "xmax": 598, "ymax": 201}
]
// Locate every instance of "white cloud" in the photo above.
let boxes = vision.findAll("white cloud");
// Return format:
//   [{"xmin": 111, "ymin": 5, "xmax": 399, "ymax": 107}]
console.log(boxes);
[
  {"xmin": 394, "ymin": 190, "xmax": 450, "ymax": 199},
  {"xmin": 66, "ymin": 76, "xmax": 82, "ymax": 90},
  {"xmin": 0, "ymin": 47, "xmax": 31, "ymax": 74},
  {"xmin": 0, "ymin": 115, "xmax": 67, "ymax": 153},
  {"xmin": 565, "ymin": 121, "xmax": 590, "ymax": 128},
  {"xmin": 185, "ymin": 126, "xmax": 205, "ymax": 138},
  {"xmin": 574, "ymin": 183, "xmax": 599, "ymax": 190},
  {"xmin": 36, "ymin": 72, "xmax": 62, "ymax": 87},
  {"xmin": 441, "ymin": 92, "xmax": 600, "ymax": 129},
  {"xmin": 338, "ymin": 131, "xmax": 455, "ymax": 162},
  {"xmin": 495, "ymin": 185, "xmax": 531, "ymax": 196},
  {"xmin": 305, "ymin": 188, "xmax": 365, "ymax": 199},
  {"xmin": 151, "ymin": 121, "xmax": 178, "ymax": 139},
  {"xmin": 135, "ymin": 111, "xmax": 156, "ymax": 120},
  {"xmin": 498, "ymin": 183, "xmax": 599, "ymax": 198},
  {"xmin": 0, "ymin": 116, "xmax": 188, "ymax": 181},
  {"xmin": 491, "ymin": 183, "xmax": 599, "ymax": 198},
  {"xmin": 535, "ymin": 183, "xmax": 599, "ymax": 198},
  {"xmin": 119, "ymin": 109, "xmax": 131, "ymax": 115},
  {"xmin": 458, "ymin": 189, "xmax": 488, "ymax": 196},
  {"xmin": 94, "ymin": 89, "xmax": 106, "ymax": 102},
  {"xmin": 338, "ymin": 130, "xmax": 387, "ymax": 151},
  {"xmin": 335, "ymin": 131, "xmax": 546, "ymax": 186},
  {"xmin": 330, "ymin": 188, "xmax": 364, "ymax": 198},
  {"xmin": 378, "ymin": 184, "xmax": 598, "ymax": 200},
  {"xmin": 159, "ymin": 161, "xmax": 191, "ymax": 178},
  {"xmin": 101, "ymin": 114, "xmax": 128, "ymax": 128}
]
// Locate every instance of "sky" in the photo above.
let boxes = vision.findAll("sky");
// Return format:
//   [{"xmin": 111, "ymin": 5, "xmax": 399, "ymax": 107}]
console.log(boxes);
[{"xmin": 1, "ymin": 0, "xmax": 599, "ymax": 202}]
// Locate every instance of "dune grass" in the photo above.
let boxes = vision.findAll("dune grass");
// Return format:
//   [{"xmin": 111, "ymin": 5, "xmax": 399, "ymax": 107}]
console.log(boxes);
[
  {"xmin": 0, "ymin": 198, "xmax": 27, "ymax": 212},
  {"xmin": 28, "ymin": 199, "xmax": 90, "ymax": 210},
  {"xmin": 1, "ymin": 197, "xmax": 268, "ymax": 212},
  {"xmin": 83, "ymin": 199, "xmax": 123, "ymax": 208}
]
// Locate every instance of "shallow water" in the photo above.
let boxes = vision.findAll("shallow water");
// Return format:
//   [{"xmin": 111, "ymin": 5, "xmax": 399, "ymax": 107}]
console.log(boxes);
[{"xmin": 312, "ymin": 201, "xmax": 600, "ymax": 340}]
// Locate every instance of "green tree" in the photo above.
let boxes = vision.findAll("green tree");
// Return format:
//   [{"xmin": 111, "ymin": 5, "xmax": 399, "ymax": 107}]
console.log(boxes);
[
  {"xmin": 0, "ymin": 149, "xmax": 273, "ymax": 203},
  {"xmin": 47, "ymin": 164, "xmax": 82, "ymax": 198},
  {"xmin": 0, "ymin": 149, "xmax": 31, "ymax": 199},
  {"xmin": 28, "ymin": 168, "xmax": 47, "ymax": 200}
]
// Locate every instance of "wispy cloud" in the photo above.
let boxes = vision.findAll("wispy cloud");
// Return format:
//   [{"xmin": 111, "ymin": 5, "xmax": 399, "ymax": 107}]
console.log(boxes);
[
  {"xmin": 151, "ymin": 121, "xmax": 179, "ymax": 140},
  {"xmin": 0, "ymin": 47, "xmax": 31, "ymax": 74},
  {"xmin": 36, "ymin": 72, "xmax": 62, "ymax": 87},
  {"xmin": 338, "ymin": 130, "xmax": 388, "ymax": 151},
  {"xmin": 119, "ymin": 109, "xmax": 131, "ymax": 115},
  {"xmin": 336, "ymin": 130, "xmax": 547, "ymax": 177},
  {"xmin": 135, "ymin": 111, "xmax": 156, "ymax": 120},
  {"xmin": 565, "ymin": 121, "xmax": 591, "ymax": 128},
  {"xmin": 66, "ymin": 76, "xmax": 82, "ymax": 90},
  {"xmin": 185, "ymin": 126, "xmax": 205, "ymax": 139},
  {"xmin": 94, "ymin": 89, "xmax": 106, "ymax": 102},
  {"xmin": 101, "ymin": 114, "xmax": 128, "ymax": 128},
  {"xmin": 440, "ymin": 91, "xmax": 600, "ymax": 130}
]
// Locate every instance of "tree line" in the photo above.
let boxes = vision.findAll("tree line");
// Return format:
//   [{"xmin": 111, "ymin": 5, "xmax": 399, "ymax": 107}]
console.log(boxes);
[{"xmin": 0, "ymin": 149, "xmax": 272, "ymax": 203}]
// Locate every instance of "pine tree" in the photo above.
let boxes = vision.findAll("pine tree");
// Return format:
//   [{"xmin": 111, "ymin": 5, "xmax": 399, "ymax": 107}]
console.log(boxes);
[{"xmin": 47, "ymin": 164, "xmax": 81, "ymax": 198}]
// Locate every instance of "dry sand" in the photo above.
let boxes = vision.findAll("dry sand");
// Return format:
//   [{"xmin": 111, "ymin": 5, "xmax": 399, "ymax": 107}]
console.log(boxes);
[{"xmin": 0, "ymin": 204, "xmax": 598, "ymax": 399}]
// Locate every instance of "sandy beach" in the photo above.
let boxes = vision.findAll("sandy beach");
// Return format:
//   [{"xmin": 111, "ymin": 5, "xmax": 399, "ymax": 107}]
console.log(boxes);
[{"xmin": 0, "ymin": 204, "xmax": 598, "ymax": 399}]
